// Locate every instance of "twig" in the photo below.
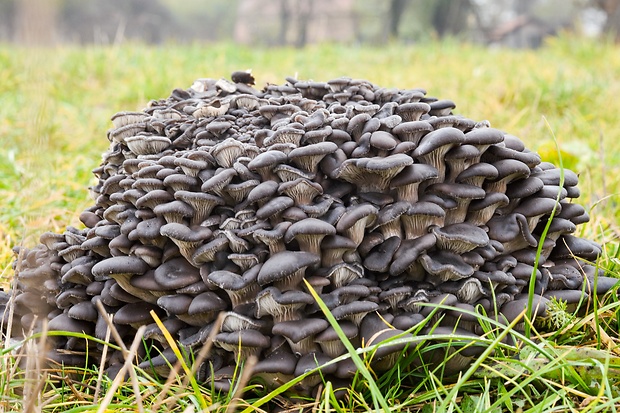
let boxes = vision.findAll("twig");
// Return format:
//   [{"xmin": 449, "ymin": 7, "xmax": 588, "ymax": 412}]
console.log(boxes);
[
  {"xmin": 95, "ymin": 300, "xmax": 144, "ymax": 413},
  {"xmin": 96, "ymin": 325, "xmax": 146, "ymax": 413},
  {"xmin": 225, "ymin": 355, "xmax": 258, "ymax": 413},
  {"xmin": 93, "ymin": 313, "xmax": 113, "ymax": 403}
]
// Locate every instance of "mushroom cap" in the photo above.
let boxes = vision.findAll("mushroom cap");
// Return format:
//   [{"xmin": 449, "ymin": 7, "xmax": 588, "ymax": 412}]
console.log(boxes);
[
  {"xmin": 207, "ymin": 269, "xmax": 257, "ymax": 291},
  {"xmin": 550, "ymin": 235, "xmax": 602, "ymax": 261},
  {"xmin": 491, "ymin": 159, "xmax": 531, "ymax": 181},
  {"xmin": 288, "ymin": 141, "xmax": 338, "ymax": 165},
  {"xmin": 363, "ymin": 236, "xmax": 401, "ymax": 273},
  {"xmin": 419, "ymin": 250, "xmax": 475, "ymax": 282},
  {"xmin": 369, "ymin": 130, "xmax": 399, "ymax": 151},
  {"xmin": 153, "ymin": 199, "xmax": 194, "ymax": 218},
  {"xmin": 153, "ymin": 257, "xmax": 201, "ymax": 289},
  {"xmin": 455, "ymin": 162, "xmax": 499, "ymax": 184},
  {"xmin": 390, "ymin": 164, "xmax": 439, "ymax": 188},
  {"xmin": 390, "ymin": 233, "xmax": 437, "ymax": 276},
  {"xmin": 157, "ymin": 294, "xmax": 193, "ymax": 315},
  {"xmin": 505, "ymin": 176, "xmax": 545, "ymax": 199},
  {"xmin": 253, "ymin": 349, "xmax": 298, "ymax": 375},
  {"xmin": 295, "ymin": 352, "xmax": 337, "ymax": 377},
  {"xmin": 486, "ymin": 213, "xmax": 536, "ymax": 246},
  {"xmin": 500, "ymin": 295, "xmax": 549, "ymax": 322},
  {"xmin": 91, "ymin": 256, "xmax": 150, "ymax": 281},
  {"xmin": 215, "ymin": 329, "xmax": 270, "ymax": 349},
  {"xmin": 187, "ymin": 291, "xmax": 228, "ymax": 315},
  {"xmin": 412, "ymin": 127, "xmax": 465, "ymax": 157},
  {"xmin": 256, "ymin": 196, "xmax": 295, "ymax": 220},
  {"xmin": 513, "ymin": 197, "xmax": 560, "ymax": 218},
  {"xmin": 114, "ymin": 302, "xmax": 163, "ymax": 325},
  {"xmin": 331, "ymin": 301, "xmax": 379, "ymax": 322},
  {"xmin": 334, "ymin": 154, "xmax": 413, "ymax": 192},
  {"xmin": 426, "ymin": 182, "xmax": 486, "ymax": 202},
  {"xmin": 462, "ymin": 127, "xmax": 504, "ymax": 147},
  {"xmin": 272, "ymin": 318, "xmax": 329, "ymax": 343},
  {"xmin": 159, "ymin": 223, "xmax": 212, "ymax": 243},
  {"xmin": 392, "ymin": 120, "xmax": 433, "ymax": 143},
  {"xmin": 257, "ymin": 251, "xmax": 320, "ymax": 286},
  {"xmin": 335, "ymin": 203, "xmax": 378, "ymax": 232},
  {"xmin": 248, "ymin": 150, "xmax": 288, "ymax": 171},
  {"xmin": 284, "ymin": 218, "xmax": 336, "ymax": 244},
  {"xmin": 430, "ymin": 223, "xmax": 490, "ymax": 254},
  {"xmin": 48, "ymin": 313, "xmax": 94, "ymax": 334}
]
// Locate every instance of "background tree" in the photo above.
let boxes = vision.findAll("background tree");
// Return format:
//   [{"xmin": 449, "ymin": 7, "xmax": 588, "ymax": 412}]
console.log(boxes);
[
  {"xmin": 594, "ymin": 0, "xmax": 620, "ymax": 40},
  {"xmin": 388, "ymin": 0, "xmax": 409, "ymax": 39},
  {"xmin": 431, "ymin": 0, "xmax": 474, "ymax": 38},
  {"xmin": 14, "ymin": 0, "xmax": 59, "ymax": 45}
]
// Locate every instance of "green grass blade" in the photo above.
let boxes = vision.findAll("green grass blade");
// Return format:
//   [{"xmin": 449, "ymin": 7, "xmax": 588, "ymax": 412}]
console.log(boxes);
[{"xmin": 303, "ymin": 279, "xmax": 391, "ymax": 412}]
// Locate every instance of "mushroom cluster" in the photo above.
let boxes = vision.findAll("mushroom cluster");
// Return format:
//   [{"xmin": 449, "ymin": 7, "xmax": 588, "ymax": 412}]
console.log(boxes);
[{"xmin": 2, "ymin": 72, "xmax": 616, "ymax": 392}]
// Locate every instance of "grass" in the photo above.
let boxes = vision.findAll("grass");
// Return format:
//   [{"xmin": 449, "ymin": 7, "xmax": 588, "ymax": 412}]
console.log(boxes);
[{"xmin": 1, "ymin": 34, "xmax": 620, "ymax": 411}]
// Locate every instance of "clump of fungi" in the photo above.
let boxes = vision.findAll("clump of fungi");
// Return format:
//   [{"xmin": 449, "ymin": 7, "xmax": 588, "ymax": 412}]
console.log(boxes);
[{"xmin": 2, "ymin": 71, "xmax": 617, "ymax": 393}]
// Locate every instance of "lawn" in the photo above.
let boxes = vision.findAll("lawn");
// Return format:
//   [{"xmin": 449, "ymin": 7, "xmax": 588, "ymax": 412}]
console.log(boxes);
[{"xmin": 1, "ymin": 36, "xmax": 620, "ymax": 411}]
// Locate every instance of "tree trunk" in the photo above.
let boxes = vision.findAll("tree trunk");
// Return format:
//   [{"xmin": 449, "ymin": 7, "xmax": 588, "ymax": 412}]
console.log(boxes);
[
  {"xmin": 388, "ymin": 0, "xmax": 408, "ymax": 39},
  {"xmin": 295, "ymin": 0, "xmax": 313, "ymax": 48},
  {"xmin": 15, "ymin": 0, "xmax": 59, "ymax": 45},
  {"xmin": 431, "ymin": 0, "xmax": 472, "ymax": 38},
  {"xmin": 278, "ymin": 0, "xmax": 290, "ymax": 46},
  {"xmin": 601, "ymin": 0, "xmax": 620, "ymax": 40}
]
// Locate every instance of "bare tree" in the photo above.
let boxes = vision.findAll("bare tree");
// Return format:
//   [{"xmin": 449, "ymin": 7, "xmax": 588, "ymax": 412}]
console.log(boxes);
[
  {"xmin": 295, "ymin": 0, "xmax": 314, "ymax": 48},
  {"xmin": 432, "ymin": 0, "xmax": 474, "ymax": 38},
  {"xmin": 278, "ymin": 0, "xmax": 290, "ymax": 45},
  {"xmin": 596, "ymin": 0, "xmax": 620, "ymax": 40},
  {"xmin": 15, "ymin": 0, "xmax": 59, "ymax": 45},
  {"xmin": 388, "ymin": 0, "xmax": 409, "ymax": 38}
]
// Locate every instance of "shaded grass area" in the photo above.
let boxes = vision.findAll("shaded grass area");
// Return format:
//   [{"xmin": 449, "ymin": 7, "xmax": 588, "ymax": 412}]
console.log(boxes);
[{"xmin": 1, "ymin": 35, "xmax": 620, "ymax": 411}]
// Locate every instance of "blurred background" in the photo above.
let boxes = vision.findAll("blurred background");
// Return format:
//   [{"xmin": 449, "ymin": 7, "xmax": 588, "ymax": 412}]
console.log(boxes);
[{"xmin": 2, "ymin": 0, "xmax": 619, "ymax": 48}]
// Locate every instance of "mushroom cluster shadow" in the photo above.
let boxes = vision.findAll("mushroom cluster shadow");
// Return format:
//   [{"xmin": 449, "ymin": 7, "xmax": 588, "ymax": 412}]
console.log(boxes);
[{"xmin": 2, "ymin": 72, "xmax": 617, "ymax": 393}]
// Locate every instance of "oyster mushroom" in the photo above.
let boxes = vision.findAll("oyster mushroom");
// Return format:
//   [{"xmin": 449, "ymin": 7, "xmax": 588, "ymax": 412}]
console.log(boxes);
[
  {"xmin": 4, "ymin": 72, "xmax": 612, "ymax": 395},
  {"xmin": 257, "ymin": 251, "xmax": 320, "ymax": 291}
]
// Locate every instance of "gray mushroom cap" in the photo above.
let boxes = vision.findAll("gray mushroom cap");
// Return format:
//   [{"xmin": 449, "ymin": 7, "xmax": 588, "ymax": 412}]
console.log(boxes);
[
  {"xmin": 114, "ymin": 302, "xmax": 163, "ymax": 327},
  {"xmin": 455, "ymin": 162, "xmax": 499, "ymax": 187},
  {"xmin": 390, "ymin": 164, "xmax": 439, "ymax": 203},
  {"xmin": 419, "ymin": 250, "xmax": 475, "ymax": 283},
  {"xmin": 214, "ymin": 329, "xmax": 270, "ymax": 359},
  {"xmin": 284, "ymin": 218, "xmax": 336, "ymax": 255},
  {"xmin": 255, "ymin": 286, "xmax": 314, "ymax": 321},
  {"xmin": 187, "ymin": 291, "xmax": 228, "ymax": 316},
  {"xmin": 412, "ymin": 127, "xmax": 464, "ymax": 172},
  {"xmin": 331, "ymin": 301, "xmax": 380, "ymax": 326},
  {"xmin": 390, "ymin": 233, "xmax": 437, "ymax": 277},
  {"xmin": 206, "ymin": 267, "xmax": 260, "ymax": 308},
  {"xmin": 363, "ymin": 235, "xmax": 401, "ymax": 273},
  {"xmin": 315, "ymin": 321, "xmax": 358, "ymax": 357},
  {"xmin": 500, "ymin": 295, "xmax": 549, "ymax": 326},
  {"xmin": 252, "ymin": 349, "xmax": 298, "ymax": 376},
  {"xmin": 153, "ymin": 257, "xmax": 201, "ymax": 289},
  {"xmin": 288, "ymin": 141, "xmax": 338, "ymax": 174},
  {"xmin": 157, "ymin": 294, "xmax": 193, "ymax": 315},
  {"xmin": 392, "ymin": 120, "xmax": 433, "ymax": 144},
  {"xmin": 334, "ymin": 154, "xmax": 413, "ymax": 193},
  {"xmin": 257, "ymin": 250, "xmax": 320, "ymax": 289},
  {"xmin": 272, "ymin": 318, "xmax": 329, "ymax": 355},
  {"xmin": 430, "ymin": 223, "xmax": 490, "ymax": 254},
  {"xmin": 335, "ymin": 203, "xmax": 378, "ymax": 247}
]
